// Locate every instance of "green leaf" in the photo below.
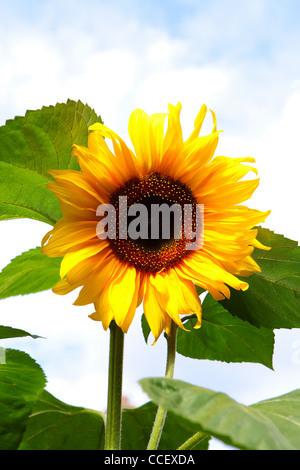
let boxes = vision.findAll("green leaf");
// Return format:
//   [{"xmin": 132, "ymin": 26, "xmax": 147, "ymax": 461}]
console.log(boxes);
[
  {"xmin": 19, "ymin": 392, "xmax": 208, "ymax": 451},
  {"xmin": 0, "ymin": 162, "xmax": 62, "ymax": 225},
  {"xmin": 221, "ymin": 227, "xmax": 300, "ymax": 329},
  {"xmin": 0, "ymin": 325, "xmax": 41, "ymax": 340},
  {"xmin": 122, "ymin": 401, "xmax": 210, "ymax": 450},
  {"xmin": 141, "ymin": 313, "xmax": 151, "ymax": 344},
  {"xmin": 177, "ymin": 294, "xmax": 274, "ymax": 369},
  {"xmin": 251, "ymin": 389, "xmax": 300, "ymax": 450},
  {"xmin": 0, "ymin": 247, "xmax": 62, "ymax": 300},
  {"xmin": 196, "ymin": 285, "xmax": 206, "ymax": 296},
  {"xmin": 140, "ymin": 378, "xmax": 300, "ymax": 450},
  {"xmin": 18, "ymin": 390, "xmax": 105, "ymax": 450},
  {"xmin": 0, "ymin": 349, "xmax": 47, "ymax": 450},
  {"xmin": 0, "ymin": 100, "xmax": 103, "ymax": 225}
]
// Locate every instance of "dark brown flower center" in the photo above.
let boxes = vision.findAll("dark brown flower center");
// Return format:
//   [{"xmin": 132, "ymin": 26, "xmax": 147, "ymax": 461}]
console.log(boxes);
[{"xmin": 109, "ymin": 172, "xmax": 197, "ymax": 274}]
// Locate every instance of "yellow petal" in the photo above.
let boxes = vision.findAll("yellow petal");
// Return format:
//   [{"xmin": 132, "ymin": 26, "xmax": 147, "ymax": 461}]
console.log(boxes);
[
  {"xmin": 52, "ymin": 278, "xmax": 75, "ymax": 295},
  {"xmin": 184, "ymin": 104, "xmax": 208, "ymax": 145},
  {"xmin": 160, "ymin": 103, "xmax": 183, "ymax": 172},
  {"xmin": 144, "ymin": 269, "xmax": 202, "ymax": 340},
  {"xmin": 47, "ymin": 180, "xmax": 99, "ymax": 213},
  {"xmin": 143, "ymin": 278, "xmax": 172, "ymax": 342},
  {"xmin": 73, "ymin": 255, "xmax": 118, "ymax": 306},
  {"xmin": 172, "ymin": 131, "xmax": 220, "ymax": 183},
  {"xmin": 89, "ymin": 122, "xmax": 137, "ymax": 181},
  {"xmin": 47, "ymin": 169, "xmax": 104, "ymax": 203},
  {"xmin": 91, "ymin": 263, "xmax": 139, "ymax": 333},
  {"xmin": 128, "ymin": 109, "xmax": 167, "ymax": 174},
  {"xmin": 41, "ymin": 219, "xmax": 99, "ymax": 257},
  {"xmin": 178, "ymin": 254, "xmax": 248, "ymax": 301},
  {"xmin": 60, "ymin": 240, "xmax": 109, "ymax": 278},
  {"xmin": 250, "ymin": 237, "xmax": 272, "ymax": 251},
  {"xmin": 197, "ymin": 178, "xmax": 260, "ymax": 208}
]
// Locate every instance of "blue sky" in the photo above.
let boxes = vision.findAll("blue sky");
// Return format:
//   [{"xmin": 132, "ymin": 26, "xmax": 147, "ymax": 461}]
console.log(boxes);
[
  {"xmin": 1, "ymin": 0, "xmax": 300, "ymax": 139},
  {"xmin": 0, "ymin": 0, "xmax": 300, "ymax": 449}
]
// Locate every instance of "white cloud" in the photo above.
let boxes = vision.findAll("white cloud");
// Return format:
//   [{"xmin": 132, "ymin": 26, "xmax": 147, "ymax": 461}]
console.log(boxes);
[
  {"xmin": 135, "ymin": 66, "xmax": 229, "ymax": 132},
  {"xmin": 223, "ymin": 86, "xmax": 300, "ymax": 241},
  {"xmin": 12, "ymin": 41, "xmax": 64, "ymax": 112},
  {"xmin": 65, "ymin": 49, "xmax": 137, "ymax": 125}
]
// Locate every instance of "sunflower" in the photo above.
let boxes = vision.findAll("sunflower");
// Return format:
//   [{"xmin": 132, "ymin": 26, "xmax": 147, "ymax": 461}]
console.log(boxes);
[{"xmin": 41, "ymin": 103, "xmax": 270, "ymax": 341}]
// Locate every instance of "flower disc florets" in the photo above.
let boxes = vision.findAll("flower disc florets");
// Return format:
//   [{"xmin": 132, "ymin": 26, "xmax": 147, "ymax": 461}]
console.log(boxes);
[{"xmin": 109, "ymin": 172, "xmax": 197, "ymax": 274}]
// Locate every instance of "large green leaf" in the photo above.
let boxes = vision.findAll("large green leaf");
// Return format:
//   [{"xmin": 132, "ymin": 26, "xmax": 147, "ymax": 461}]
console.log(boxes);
[
  {"xmin": 0, "ymin": 325, "xmax": 41, "ymax": 340},
  {"xmin": 140, "ymin": 378, "xmax": 300, "ymax": 450},
  {"xmin": 0, "ymin": 349, "xmax": 46, "ymax": 450},
  {"xmin": 18, "ymin": 391, "xmax": 209, "ymax": 451},
  {"xmin": 142, "ymin": 294, "xmax": 274, "ymax": 368},
  {"xmin": 19, "ymin": 390, "xmax": 105, "ymax": 450},
  {"xmin": 251, "ymin": 390, "xmax": 300, "ymax": 450},
  {"xmin": 221, "ymin": 227, "xmax": 300, "ymax": 329},
  {"xmin": 0, "ymin": 247, "xmax": 61, "ymax": 300},
  {"xmin": 122, "ymin": 401, "xmax": 210, "ymax": 450},
  {"xmin": 177, "ymin": 294, "xmax": 274, "ymax": 368},
  {"xmin": 0, "ymin": 100, "xmax": 103, "ymax": 225}
]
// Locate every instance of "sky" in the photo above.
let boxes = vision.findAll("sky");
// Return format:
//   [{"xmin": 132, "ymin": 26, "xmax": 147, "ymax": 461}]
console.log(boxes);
[{"xmin": 0, "ymin": 0, "xmax": 300, "ymax": 450}]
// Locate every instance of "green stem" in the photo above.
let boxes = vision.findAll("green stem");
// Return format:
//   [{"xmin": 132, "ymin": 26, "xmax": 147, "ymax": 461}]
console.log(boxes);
[
  {"xmin": 177, "ymin": 431, "xmax": 208, "ymax": 450},
  {"xmin": 147, "ymin": 321, "xmax": 178, "ymax": 450},
  {"xmin": 105, "ymin": 320, "xmax": 125, "ymax": 450}
]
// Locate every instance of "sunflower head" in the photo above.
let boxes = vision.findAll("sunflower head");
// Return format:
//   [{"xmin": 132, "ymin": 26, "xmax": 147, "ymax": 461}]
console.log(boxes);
[{"xmin": 42, "ymin": 103, "xmax": 270, "ymax": 341}]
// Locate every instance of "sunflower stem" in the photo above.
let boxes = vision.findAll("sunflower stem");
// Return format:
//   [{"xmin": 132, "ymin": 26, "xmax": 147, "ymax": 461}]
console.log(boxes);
[
  {"xmin": 177, "ymin": 431, "xmax": 208, "ymax": 450},
  {"xmin": 105, "ymin": 320, "xmax": 124, "ymax": 450},
  {"xmin": 147, "ymin": 321, "xmax": 178, "ymax": 450}
]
